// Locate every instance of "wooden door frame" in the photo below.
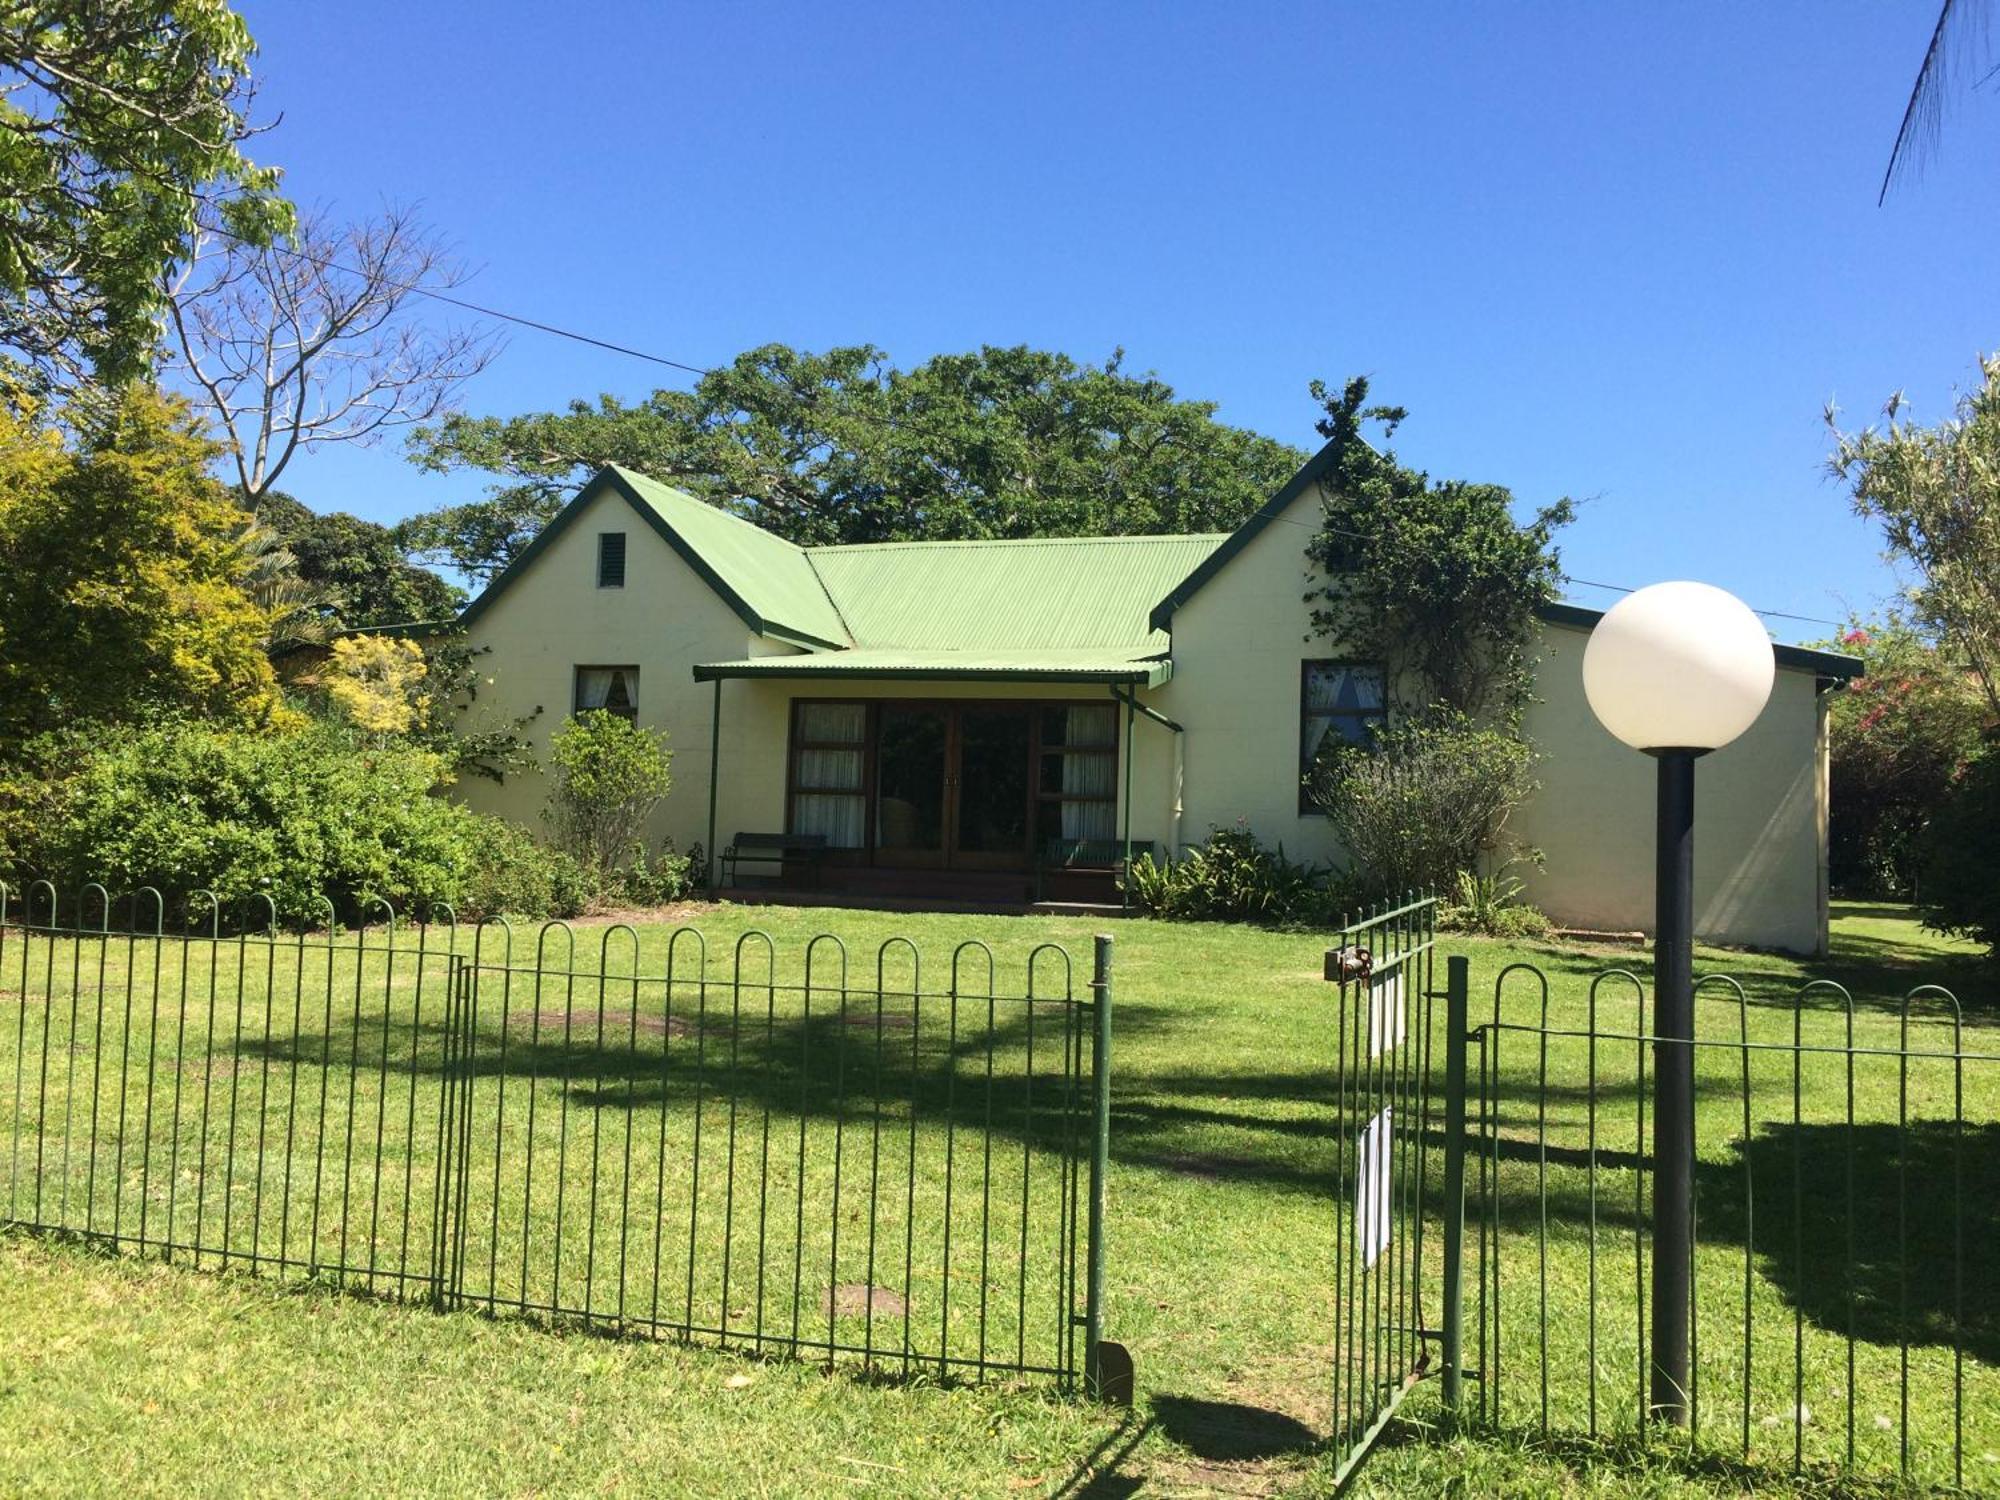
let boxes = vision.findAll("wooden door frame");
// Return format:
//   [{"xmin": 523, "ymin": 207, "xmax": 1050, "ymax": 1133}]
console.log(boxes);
[{"xmin": 784, "ymin": 695, "xmax": 1121, "ymax": 875}]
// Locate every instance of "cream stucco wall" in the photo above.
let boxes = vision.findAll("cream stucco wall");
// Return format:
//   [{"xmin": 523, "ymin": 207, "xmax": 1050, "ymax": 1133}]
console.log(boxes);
[
  {"xmin": 450, "ymin": 486, "xmax": 795, "ymax": 858},
  {"xmin": 1513, "ymin": 622, "xmax": 1829, "ymax": 953},
  {"xmin": 1156, "ymin": 481, "xmax": 1835, "ymax": 954}
]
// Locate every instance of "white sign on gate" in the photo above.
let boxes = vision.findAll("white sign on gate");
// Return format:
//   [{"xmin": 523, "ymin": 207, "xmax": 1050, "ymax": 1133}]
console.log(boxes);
[
  {"xmin": 1354, "ymin": 1105, "xmax": 1394, "ymax": 1269},
  {"xmin": 1367, "ymin": 970, "xmax": 1406, "ymax": 1060}
]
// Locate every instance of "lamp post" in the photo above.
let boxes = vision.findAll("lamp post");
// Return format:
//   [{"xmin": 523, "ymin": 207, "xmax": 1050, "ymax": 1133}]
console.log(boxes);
[{"xmin": 1581, "ymin": 581, "xmax": 1775, "ymax": 1426}]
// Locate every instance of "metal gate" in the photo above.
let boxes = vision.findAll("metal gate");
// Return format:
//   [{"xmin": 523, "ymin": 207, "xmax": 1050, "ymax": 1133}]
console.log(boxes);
[{"xmin": 1320, "ymin": 896, "xmax": 1442, "ymax": 1486}]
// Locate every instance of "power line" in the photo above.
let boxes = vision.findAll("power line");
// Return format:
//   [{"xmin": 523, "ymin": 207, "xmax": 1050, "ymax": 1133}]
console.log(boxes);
[
  {"xmin": 205, "ymin": 225, "xmax": 1854, "ymax": 635},
  {"xmin": 1254, "ymin": 506, "xmax": 1846, "ymax": 630},
  {"xmin": 204, "ymin": 221, "xmax": 715, "ymax": 377}
]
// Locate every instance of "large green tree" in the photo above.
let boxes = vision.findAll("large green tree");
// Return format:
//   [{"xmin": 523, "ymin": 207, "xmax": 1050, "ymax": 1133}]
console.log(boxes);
[
  {"xmin": 0, "ymin": 385, "xmax": 284, "ymax": 744},
  {"xmin": 1828, "ymin": 353, "xmax": 2000, "ymax": 718},
  {"xmin": 253, "ymin": 489, "xmax": 462, "ymax": 627},
  {"xmin": 398, "ymin": 343, "xmax": 1308, "ymax": 578},
  {"xmin": 1303, "ymin": 375, "xmax": 1574, "ymax": 721},
  {"xmin": 0, "ymin": 0, "xmax": 288, "ymax": 391}
]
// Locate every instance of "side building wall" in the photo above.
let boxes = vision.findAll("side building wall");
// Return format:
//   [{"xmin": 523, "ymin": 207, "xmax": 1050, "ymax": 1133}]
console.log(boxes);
[
  {"xmin": 1158, "ymin": 479, "xmax": 1834, "ymax": 954},
  {"xmin": 450, "ymin": 485, "xmax": 796, "ymax": 861}
]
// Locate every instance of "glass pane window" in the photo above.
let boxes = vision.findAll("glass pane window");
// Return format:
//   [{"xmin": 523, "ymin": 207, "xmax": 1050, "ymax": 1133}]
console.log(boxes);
[
  {"xmin": 789, "ymin": 701, "xmax": 869, "ymax": 849},
  {"xmin": 1300, "ymin": 661, "xmax": 1386, "ymax": 809},
  {"xmin": 574, "ymin": 666, "xmax": 639, "ymax": 722},
  {"xmin": 797, "ymin": 702, "xmax": 866, "ymax": 744},
  {"xmin": 1035, "ymin": 702, "xmax": 1119, "ymax": 858},
  {"xmin": 792, "ymin": 793, "xmax": 865, "ymax": 848},
  {"xmin": 1041, "ymin": 704, "xmax": 1117, "ymax": 748},
  {"xmin": 796, "ymin": 748, "xmax": 862, "ymax": 792}
]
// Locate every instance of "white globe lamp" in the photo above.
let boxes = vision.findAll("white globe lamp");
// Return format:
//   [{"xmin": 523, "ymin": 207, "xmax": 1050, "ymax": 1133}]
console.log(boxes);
[
  {"xmin": 1581, "ymin": 579, "xmax": 1774, "ymax": 1429},
  {"xmin": 1582, "ymin": 581, "xmax": 1775, "ymax": 753}
]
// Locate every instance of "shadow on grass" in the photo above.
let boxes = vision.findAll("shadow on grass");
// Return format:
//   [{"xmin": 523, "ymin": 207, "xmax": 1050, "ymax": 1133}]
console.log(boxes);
[
  {"xmin": 1695, "ymin": 1118, "xmax": 2000, "ymax": 1368},
  {"xmin": 1150, "ymin": 1394, "xmax": 1319, "ymax": 1461},
  {"xmin": 1371, "ymin": 1417, "xmax": 1894, "ymax": 1496},
  {"xmin": 1044, "ymin": 1411, "xmax": 1151, "ymax": 1499}
]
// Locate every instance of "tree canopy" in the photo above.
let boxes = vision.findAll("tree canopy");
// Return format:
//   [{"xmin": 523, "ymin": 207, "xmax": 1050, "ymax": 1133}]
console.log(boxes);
[
  {"xmin": 1815, "ymin": 615, "xmax": 1989, "ymax": 898},
  {"xmin": 1828, "ymin": 353, "xmax": 2000, "ymax": 720},
  {"xmin": 0, "ymin": 0, "xmax": 288, "ymax": 392},
  {"xmin": 253, "ymin": 488, "xmax": 462, "ymax": 627},
  {"xmin": 398, "ymin": 343, "xmax": 1309, "ymax": 579},
  {"xmin": 1303, "ymin": 375, "xmax": 1574, "ymax": 722},
  {"xmin": 0, "ymin": 385, "xmax": 284, "ymax": 744}
]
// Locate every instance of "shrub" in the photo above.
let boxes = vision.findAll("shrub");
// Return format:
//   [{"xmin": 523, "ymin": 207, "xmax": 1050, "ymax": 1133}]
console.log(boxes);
[
  {"xmin": 1439, "ymin": 869, "xmax": 1553, "ymax": 939},
  {"xmin": 544, "ymin": 711, "xmax": 673, "ymax": 879},
  {"xmin": 1124, "ymin": 824, "xmax": 1328, "ymax": 925},
  {"xmin": 14, "ymin": 719, "xmax": 479, "ymax": 921},
  {"xmin": 611, "ymin": 837, "xmax": 706, "ymax": 908},
  {"xmin": 10, "ymin": 718, "xmax": 591, "ymax": 924},
  {"xmin": 1308, "ymin": 708, "xmax": 1536, "ymax": 898},
  {"xmin": 458, "ymin": 818, "xmax": 590, "ymax": 921},
  {"xmin": 1921, "ymin": 744, "xmax": 2000, "ymax": 957}
]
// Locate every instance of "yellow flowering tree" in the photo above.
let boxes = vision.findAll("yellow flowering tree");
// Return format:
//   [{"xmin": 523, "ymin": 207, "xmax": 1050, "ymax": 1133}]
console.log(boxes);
[
  {"xmin": 322, "ymin": 635, "xmax": 429, "ymax": 736},
  {"xmin": 0, "ymin": 387, "xmax": 285, "ymax": 746}
]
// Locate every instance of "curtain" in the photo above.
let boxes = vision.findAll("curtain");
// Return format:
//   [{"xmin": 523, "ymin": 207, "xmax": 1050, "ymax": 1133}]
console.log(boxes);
[
  {"xmin": 574, "ymin": 667, "xmax": 637, "ymax": 717},
  {"xmin": 792, "ymin": 703, "xmax": 866, "ymax": 848},
  {"xmin": 1050, "ymin": 705, "xmax": 1118, "ymax": 841},
  {"xmin": 792, "ymin": 793, "xmax": 865, "ymax": 848},
  {"xmin": 798, "ymin": 703, "xmax": 866, "ymax": 742},
  {"xmin": 1302, "ymin": 662, "xmax": 1385, "ymax": 763},
  {"xmin": 798, "ymin": 749, "xmax": 861, "ymax": 789}
]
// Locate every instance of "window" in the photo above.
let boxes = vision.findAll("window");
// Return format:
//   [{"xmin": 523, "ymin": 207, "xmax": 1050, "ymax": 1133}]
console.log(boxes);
[
  {"xmin": 1300, "ymin": 661, "xmax": 1386, "ymax": 811},
  {"xmin": 574, "ymin": 665, "xmax": 639, "ymax": 722},
  {"xmin": 788, "ymin": 702, "xmax": 867, "ymax": 848},
  {"xmin": 597, "ymin": 531, "xmax": 627, "ymax": 588},
  {"xmin": 1034, "ymin": 704, "xmax": 1119, "ymax": 853}
]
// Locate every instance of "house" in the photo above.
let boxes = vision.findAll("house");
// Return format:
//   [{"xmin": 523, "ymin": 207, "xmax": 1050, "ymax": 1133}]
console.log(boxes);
[{"xmin": 449, "ymin": 440, "xmax": 1862, "ymax": 953}]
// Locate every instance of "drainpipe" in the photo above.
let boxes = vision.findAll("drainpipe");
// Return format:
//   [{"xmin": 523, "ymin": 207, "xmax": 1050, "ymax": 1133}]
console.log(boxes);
[
  {"xmin": 706, "ymin": 678, "xmax": 721, "ymax": 897},
  {"xmin": 1109, "ymin": 685, "xmax": 1187, "ymax": 881}
]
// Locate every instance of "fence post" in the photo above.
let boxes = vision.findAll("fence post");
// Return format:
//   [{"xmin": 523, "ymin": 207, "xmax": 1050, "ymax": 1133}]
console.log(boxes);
[
  {"xmin": 1085, "ymin": 933, "xmax": 1112, "ymax": 1397},
  {"xmin": 1440, "ymin": 954, "xmax": 1470, "ymax": 1422}
]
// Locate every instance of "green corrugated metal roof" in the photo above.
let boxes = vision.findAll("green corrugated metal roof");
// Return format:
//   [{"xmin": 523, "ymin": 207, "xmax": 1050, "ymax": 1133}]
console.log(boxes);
[
  {"xmin": 612, "ymin": 468, "xmax": 851, "ymax": 647},
  {"xmin": 457, "ymin": 466, "xmax": 1231, "ymax": 676},
  {"xmin": 806, "ymin": 533, "xmax": 1224, "ymax": 652},
  {"xmin": 693, "ymin": 647, "xmax": 1173, "ymax": 686}
]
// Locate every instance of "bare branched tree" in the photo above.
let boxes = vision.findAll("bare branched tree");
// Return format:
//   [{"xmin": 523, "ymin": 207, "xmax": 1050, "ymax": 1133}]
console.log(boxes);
[{"xmin": 166, "ymin": 204, "xmax": 500, "ymax": 499}]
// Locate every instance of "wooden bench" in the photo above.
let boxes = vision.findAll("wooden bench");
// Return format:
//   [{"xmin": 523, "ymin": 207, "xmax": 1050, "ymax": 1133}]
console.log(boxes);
[
  {"xmin": 1035, "ymin": 838, "xmax": 1159, "ymax": 901},
  {"xmin": 722, "ymin": 832, "xmax": 827, "ymax": 889}
]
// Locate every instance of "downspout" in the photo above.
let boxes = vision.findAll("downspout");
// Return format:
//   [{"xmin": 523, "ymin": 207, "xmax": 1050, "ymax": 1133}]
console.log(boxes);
[
  {"xmin": 706, "ymin": 677, "xmax": 721, "ymax": 897},
  {"xmin": 1813, "ymin": 676, "xmax": 1839, "ymax": 958},
  {"xmin": 1109, "ymin": 685, "xmax": 1187, "ymax": 885},
  {"xmin": 1121, "ymin": 692, "xmax": 1134, "ymax": 910}
]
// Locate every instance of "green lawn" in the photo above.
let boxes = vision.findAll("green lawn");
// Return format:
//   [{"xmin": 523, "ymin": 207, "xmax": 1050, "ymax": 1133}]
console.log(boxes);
[{"xmin": 0, "ymin": 900, "xmax": 1990, "ymax": 1497}]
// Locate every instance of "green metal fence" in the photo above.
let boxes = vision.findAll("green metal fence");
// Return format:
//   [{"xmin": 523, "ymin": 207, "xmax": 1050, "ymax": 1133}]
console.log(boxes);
[
  {"xmin": 1321, "ymin": 894, "xmax": 1440, "ymax": 1488},
  {"xmin": 1438, "ymin": 959, "xmax": 1997, "ymax": 1492},
  {"xmin": 0, "ymin": 881, "xmax": 1112, "ymax": 1393}
]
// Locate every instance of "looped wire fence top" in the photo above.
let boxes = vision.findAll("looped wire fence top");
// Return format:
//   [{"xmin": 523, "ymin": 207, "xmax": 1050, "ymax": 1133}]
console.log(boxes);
[
  {"xmin": 0, "ymin": 883, "xmax": 1110, "ymax": 1392},
  {"xmin": 1455, "ymin": 961, "xmax": 1994, "ymax": 1492}
]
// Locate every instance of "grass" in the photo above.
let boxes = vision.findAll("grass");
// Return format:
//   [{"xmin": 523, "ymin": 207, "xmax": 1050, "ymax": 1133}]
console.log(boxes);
[{"xmin": 0, "ymin": 898, "xmax": 1991, "ymax": 1496}]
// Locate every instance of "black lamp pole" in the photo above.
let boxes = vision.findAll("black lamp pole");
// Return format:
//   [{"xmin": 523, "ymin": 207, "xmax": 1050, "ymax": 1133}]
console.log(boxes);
[{"xmin": 1649, "ymin": 746, "xmax": 1699, "ymax": 1425}]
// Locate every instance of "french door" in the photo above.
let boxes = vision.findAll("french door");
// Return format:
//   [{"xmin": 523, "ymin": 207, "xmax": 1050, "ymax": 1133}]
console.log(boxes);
[
  {"xmin": 873, "ymin": 704, "xmax": 1033, "ymax": 870},
  {"xmin": 788, "ymin": 699, "xmax": 1119, "ymax": 874}
]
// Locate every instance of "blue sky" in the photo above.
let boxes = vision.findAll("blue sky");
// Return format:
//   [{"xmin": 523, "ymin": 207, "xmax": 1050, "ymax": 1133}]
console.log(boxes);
[{"xmin": 230, "ymin": 2, "xmax": 1998, "ymax": 641}]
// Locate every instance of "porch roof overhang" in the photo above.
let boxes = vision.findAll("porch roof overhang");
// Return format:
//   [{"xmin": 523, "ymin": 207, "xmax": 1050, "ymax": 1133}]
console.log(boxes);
[{"xmin": 693, "ymin": 648, "xmax": 1173, "ymax": 688}]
